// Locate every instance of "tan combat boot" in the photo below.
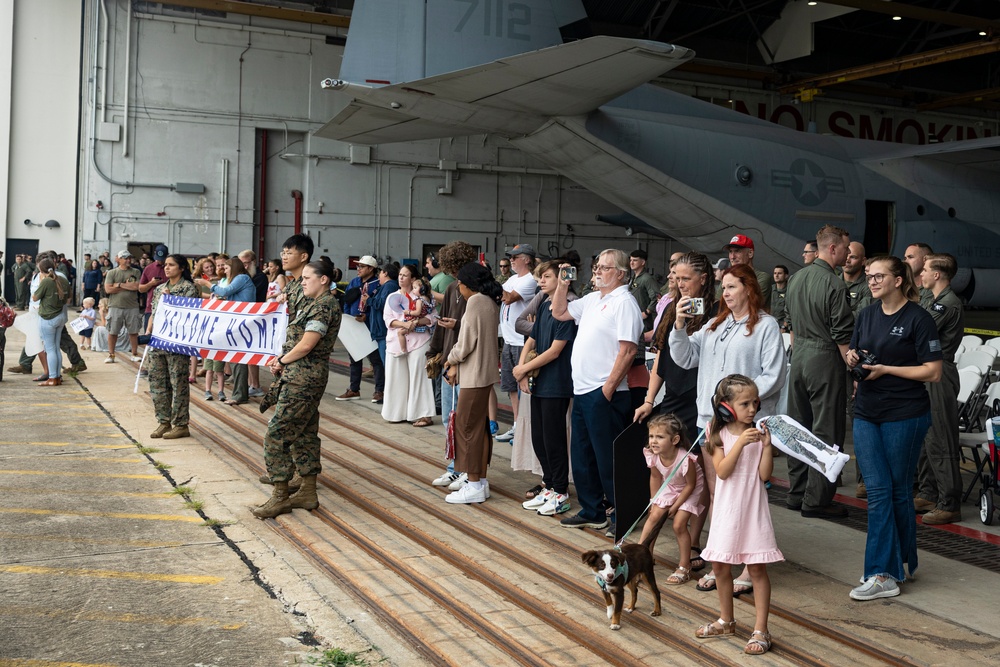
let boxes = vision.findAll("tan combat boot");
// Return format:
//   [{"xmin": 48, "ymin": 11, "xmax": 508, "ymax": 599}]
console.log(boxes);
[
  {"xmin": 150, "ymin": 422, "xmax": 171, "ymax": 439},
  {"xmin": 288, "ymin": 475, "xmax": 319, "ymax": 510},
  {"xmin": 162, "ymin": 425, "xmax": 191, "ymax": 439},
  {"xmin": 251, "ymin": 481, "xmax": 291, "ymax": 519},
  {"xmin": 258, "ymin": 471, "xmax": 302, "ymax": 492}
]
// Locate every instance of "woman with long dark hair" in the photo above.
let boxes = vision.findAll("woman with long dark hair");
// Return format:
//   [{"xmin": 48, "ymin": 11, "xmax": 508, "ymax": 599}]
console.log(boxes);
[
  {"xmin": 846, "ymin": 256, "xmax": 941, "ymax": 601},
  {"xmin": 83, "ymin": 260, "xmax": 103, "ymax": 304},
  {"xmin": 32, "ymin": 258, "xmax": 70, "ymax": 386},
  {"xmin": 443, "ymin": 263, "xmax": 503, "ymax": 504},
  {"xmin": 147, "ymin": 254, "xmax": 200, "ymax": 439},
  {"xmin": 382, "ymin": 264, "xmax": 437, "ymax": 426}
]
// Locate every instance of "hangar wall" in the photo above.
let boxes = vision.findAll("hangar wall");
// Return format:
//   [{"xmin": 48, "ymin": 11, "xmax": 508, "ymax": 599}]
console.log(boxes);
[
  {"xmin": 74, "ymin": 1, "xmax": 678, "ymax": 279},
  {"xmin": 2, "ymin": 0, "xmax": 81, "ymax": 270}
]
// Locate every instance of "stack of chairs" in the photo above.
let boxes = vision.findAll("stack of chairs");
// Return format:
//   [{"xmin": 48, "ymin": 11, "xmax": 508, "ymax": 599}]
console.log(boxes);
[
  {"xmin": 956, "ymin": 344, "xmax": 997, "ymax": 433},
  {"xmin": 958, "ymin": 338, "xmax": 1000, "ymax": 506}
]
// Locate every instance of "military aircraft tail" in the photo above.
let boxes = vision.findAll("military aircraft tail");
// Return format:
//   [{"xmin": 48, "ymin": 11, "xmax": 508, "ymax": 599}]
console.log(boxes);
[{"xmin": 341, "ymin": 0, "xmax": 589, "ymax": 86}]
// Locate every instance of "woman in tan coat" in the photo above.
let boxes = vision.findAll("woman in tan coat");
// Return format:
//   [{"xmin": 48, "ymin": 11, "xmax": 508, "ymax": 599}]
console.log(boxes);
[{"xmin": 443, "ymin": 263, "xmax": 502, "ymax": 504}]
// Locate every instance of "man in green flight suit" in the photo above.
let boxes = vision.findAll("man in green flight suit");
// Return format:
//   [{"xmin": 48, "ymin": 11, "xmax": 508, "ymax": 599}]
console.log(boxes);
[
  {"xmin": 912, "ymin": 253, "xmax": 964, "ymax": 525},
  {"xmin": 786, "ymin": 224, "xmax": 854, "ymax": 518},
  {"xmin": 843, "ymin": 241, "xmax": 872, "ymax": 498}
]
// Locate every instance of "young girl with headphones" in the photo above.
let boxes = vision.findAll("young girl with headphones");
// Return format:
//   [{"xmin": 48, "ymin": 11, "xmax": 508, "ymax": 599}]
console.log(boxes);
[
  {"xmin": 637, "ymin": 413, "xmax": 705, "ymax": 586},
  {"xmin": 696, "ymin": 374, "xmax": 783, "ymax": 656}
]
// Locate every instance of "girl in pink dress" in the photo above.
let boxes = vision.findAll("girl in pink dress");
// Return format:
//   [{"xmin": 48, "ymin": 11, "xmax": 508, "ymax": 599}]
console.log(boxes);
[
  {"xmin": 696, "ymin": 374, "xmax": 783, "ymax": 656},
  {"xmin": 637, "ymin": 413, "xmax": 705, "ymax": 586}
]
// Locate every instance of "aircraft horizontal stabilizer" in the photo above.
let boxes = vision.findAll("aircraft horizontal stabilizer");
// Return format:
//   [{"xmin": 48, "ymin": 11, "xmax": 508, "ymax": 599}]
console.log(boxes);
[
  {"xmin": 856, "ymin": 135, "xmax": 1000, "ymax": 171},
  {"xmin": 314, "ymin": 36, "xmax": 692, "ymax": 144}
]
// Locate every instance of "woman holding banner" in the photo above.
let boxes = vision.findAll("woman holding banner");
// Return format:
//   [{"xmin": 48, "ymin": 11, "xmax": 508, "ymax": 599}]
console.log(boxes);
[
  {"xmin": 253, "ymin": 259, "xmax": 342, "ymax": 519},
  {"xmin": 147, "ymin": 254, "xmax": 200, "ymax": 439}
]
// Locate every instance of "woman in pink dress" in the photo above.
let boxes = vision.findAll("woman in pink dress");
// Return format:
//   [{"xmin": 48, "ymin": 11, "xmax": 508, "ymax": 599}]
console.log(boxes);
[{"xmin": 696, "ymin": 374, "xmax": 783, "ymax": 656}]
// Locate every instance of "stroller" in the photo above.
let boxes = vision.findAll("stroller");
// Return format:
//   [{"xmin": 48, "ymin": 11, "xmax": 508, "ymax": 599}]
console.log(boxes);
[{"xmin": 978, "ymin": 416, "xmax": 1000, "ymax": 524}]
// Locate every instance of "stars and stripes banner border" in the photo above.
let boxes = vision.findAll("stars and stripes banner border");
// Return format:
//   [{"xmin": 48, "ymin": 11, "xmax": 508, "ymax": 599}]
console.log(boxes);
[{"xmin": 149, "ymin": 295, "xmax": 288, "ymax": 367}]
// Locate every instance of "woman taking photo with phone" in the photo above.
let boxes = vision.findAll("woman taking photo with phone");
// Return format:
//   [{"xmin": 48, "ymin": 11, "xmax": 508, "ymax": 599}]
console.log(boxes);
[
  {"xmin": 846, "ymin": 256, "xmax": 941, "ymax": 601},
  {"xmin": 667, "ymin": 262, "xmax": 786, "ymax": 595}
]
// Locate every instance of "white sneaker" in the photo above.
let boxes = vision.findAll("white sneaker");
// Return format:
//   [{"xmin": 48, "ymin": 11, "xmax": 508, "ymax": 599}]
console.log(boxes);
[
  {"xmin": 432, "ymin": 471, "xmax": 461, "ymax": 487},
  {"xmin": 445, "ymin": 482, "xmax": 486, "ymax": 504},
  {"xmin": 495, "ymin": 427, "xmax": 515, "ymax": 442},
  {"xmin": 484, "ymin": 479, "xmax": 491, "ymax": 499},
  {"xmin": 522, "ymin": 488, "xmax": 552, "ymax": 510},
  {"xmin": 537, "ymin": 492, "xmax": 571, "ymax": 516},
  {"xmin": 129, "ymin": 355, "xmax": 142, "ymax": 362},
  {"xmin": 104, "ymin": 356, "xmax": 116, "ymax": 364},
  {"xmin": 447, "ymin": 473, "xmax": 468, "ymax": 491},
  {"xmin": 850, "ymin": 576, "xmax": 900, "ymax": 601}
]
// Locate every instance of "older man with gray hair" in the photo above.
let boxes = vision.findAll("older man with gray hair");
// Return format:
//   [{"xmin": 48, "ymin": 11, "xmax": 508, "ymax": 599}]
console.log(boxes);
[{"xmin": 551, "ymin": 248, "xmax": 643, "ymax": 533}]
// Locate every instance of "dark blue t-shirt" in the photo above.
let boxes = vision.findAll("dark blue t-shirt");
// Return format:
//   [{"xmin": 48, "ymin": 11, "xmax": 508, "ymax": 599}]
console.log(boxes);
[
  {"xmin": 851, "ymin": 300, "xmax": 942, "ymax": 423},
  {"xmin": 530, "ymin": 296, "xmax": 576, "ymax": 399}
]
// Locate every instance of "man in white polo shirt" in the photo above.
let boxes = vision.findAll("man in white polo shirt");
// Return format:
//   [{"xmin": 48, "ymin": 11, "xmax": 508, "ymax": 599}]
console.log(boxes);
[{"xmin": 551, "ymin": 248, "xmax": 643, "ymax": 532}]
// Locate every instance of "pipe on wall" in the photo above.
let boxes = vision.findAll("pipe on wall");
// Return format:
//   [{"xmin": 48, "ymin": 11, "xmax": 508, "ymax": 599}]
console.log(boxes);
[
  {"xmin": 122, "ymin": 0, "xmax": 131, "ymax": 158},
  {"xmin": 292, "ymin": 189, "xmax": 303, "ymax": 235},
  {"xmin": 258, "ymin": 130, "xmax": 267, "ymax": 262},
  {"xmin": 220, "ymin": 158, "xmax": 229, "ymax": 250}
]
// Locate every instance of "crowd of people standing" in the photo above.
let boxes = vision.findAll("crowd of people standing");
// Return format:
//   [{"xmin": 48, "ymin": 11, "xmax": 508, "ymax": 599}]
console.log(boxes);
[{"xmin": 1, "ymin": 224, "xmax": 974, "ymax": 651}]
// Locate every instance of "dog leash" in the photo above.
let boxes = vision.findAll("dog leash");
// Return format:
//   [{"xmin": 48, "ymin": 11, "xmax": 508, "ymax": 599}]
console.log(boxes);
[{"xmin": 614, "ymin": 424, "xmax": 708, "ymax": 550}]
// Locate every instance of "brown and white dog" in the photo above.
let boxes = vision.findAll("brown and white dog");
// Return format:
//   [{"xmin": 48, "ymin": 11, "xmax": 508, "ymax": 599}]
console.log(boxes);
[{"xmin": 582, "ymin": 540, "xmax": 661, "ymax": 630}]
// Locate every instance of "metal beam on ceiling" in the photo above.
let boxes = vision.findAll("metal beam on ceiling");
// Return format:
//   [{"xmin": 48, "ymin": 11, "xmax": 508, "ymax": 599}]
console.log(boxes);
[
  {"xmin": 917, "ymin": 86, "xmax": 1000, "ymax": 111},
  {"xmin": 780, "ymin": 38, "xmax": 1000, "ymax": 94},
  {"xmin": 160, "ymin": 0, "xmax": 351, "ymax": 28},
  {"xmin": 816, "ymin": 0, "xmax": 1000, "ymax": 33}
]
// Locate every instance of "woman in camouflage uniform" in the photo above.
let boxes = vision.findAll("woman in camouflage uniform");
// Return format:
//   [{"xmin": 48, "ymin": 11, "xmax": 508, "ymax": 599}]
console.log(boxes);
[
  {"xmin": 253, "ymin": 259, "xmax": 342, "ymax": 519},
  {"xmin": 148, "ymin": 254, "xmax": 200, "ymax": 439}
]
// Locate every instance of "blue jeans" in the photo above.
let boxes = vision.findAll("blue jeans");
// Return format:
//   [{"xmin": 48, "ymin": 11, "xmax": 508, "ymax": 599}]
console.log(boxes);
[
  {"xmin": 376, "ymin": 338, "xmax": 387, "ymax": 365},
  {"xmin": 442, "ymin": 380, "xmax": 460, "ymax": 472},
  {"xmin": 570, "ymin": 388, "xmax": 630, "ymax": 522},
  {"xmin": 40, "ymin": 312, "xmax": 68, "ymax": 379},
  {"xmin": 854, "ymin": 412, "xmax": 931, "ymax": 582}
]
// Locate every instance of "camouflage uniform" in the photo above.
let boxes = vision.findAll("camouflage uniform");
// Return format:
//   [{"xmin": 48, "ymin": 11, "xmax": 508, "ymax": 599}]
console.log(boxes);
[
  {"xmin": 263, "ymin": 290, "xmax": 341, "ymax": 482},
  {"xmin": 283, "ymin": 276, "xmax": 305, "ymax": 321},
  {"xmin": 148, "ymin": 279, "xmax": 200, "ymax": 427}
]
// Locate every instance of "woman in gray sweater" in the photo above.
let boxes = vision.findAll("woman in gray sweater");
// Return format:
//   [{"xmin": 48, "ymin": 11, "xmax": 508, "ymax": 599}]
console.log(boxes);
[
  {"xmin": 443, "ymin": 263, "xmax": 502, "ymax": 505},
  {"xmin": 669, "ymin": 262, "xmax": 786, "ymax": 595}
]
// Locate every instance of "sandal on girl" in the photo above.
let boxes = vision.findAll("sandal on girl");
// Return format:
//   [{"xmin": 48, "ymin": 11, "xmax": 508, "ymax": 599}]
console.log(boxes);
[
  {"xmin": 525, "ymin": 484, "xmax": 544, "ymax": 499},
  {"xmin": 744, "ymin": 630, "xmax": 772, "ymax": 655},
  {"xmin": 412, "ymin": 417, "xmax": 433, "ymax": 427},
  {"xmin": 32, "ymin": 374, "xmax": 49, "ymax": 382},
  {"xmin": 689, "ymin": 547, "xmax": 706, "ymax": 571},
  {"xmin": 695, "ymin": 573, "xmax": 717, "ymax": 592},
  {"xmin": 695, "ymin": 618, "xmax": 736, "ymax": 639},
  {"xmin": 666, "ymin": 566, "xmax": 690, "ymax": 585},
  {"xmin": 733, "ymin": 578, "xmax": 754, "ymax": 598}
]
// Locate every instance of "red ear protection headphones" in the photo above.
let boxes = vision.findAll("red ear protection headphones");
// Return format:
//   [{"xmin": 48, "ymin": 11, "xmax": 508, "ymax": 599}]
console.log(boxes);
[{"xmin": 712, "ymin": 377, "xmax": 760, "ymax": 424}]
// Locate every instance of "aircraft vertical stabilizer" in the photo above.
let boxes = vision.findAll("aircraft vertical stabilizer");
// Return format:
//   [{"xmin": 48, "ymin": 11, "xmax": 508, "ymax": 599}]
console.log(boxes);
[{"xmin": 341, "ymin": 0, "xmax": 587, "ymax": 85}]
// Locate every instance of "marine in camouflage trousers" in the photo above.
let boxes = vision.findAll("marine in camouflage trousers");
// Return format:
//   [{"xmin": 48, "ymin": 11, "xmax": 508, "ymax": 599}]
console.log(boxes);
[
  {"xmin": 262, "ymin": 380, "xmax": 325, "ymax": 482},
  {"xmin": 148, "ymin": 349, "xmax": 191, "ymax": 427}
]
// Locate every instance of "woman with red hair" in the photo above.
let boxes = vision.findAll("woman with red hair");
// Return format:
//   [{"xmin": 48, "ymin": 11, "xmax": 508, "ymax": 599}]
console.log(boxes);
[{"xmin": 668, "ymin": 262, "xmax": 786, "ymax": 595}]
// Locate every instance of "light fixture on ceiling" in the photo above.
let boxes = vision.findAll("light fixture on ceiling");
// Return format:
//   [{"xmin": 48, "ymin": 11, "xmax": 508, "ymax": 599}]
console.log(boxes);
[
  {"xmin": 807, "ymin": 1, "xmax": 817, "ymax": 5},
  {"xmin": 892, "ymin": 16, "xmax": 902, "ymax": 21},
  {"xmin": 981, "ymin": 31, "xmax": 988, "ymax": 36}
]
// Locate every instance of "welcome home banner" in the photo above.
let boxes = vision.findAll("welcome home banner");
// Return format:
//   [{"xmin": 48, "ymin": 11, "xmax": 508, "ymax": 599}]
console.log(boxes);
[{"xmin": 149, "ymin": 295, "xmax": 288, "ymax": 367}]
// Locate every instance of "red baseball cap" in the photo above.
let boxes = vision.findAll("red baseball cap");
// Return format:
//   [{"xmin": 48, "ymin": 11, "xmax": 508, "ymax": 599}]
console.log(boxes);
[{"xmin": 724, "ymin": 234, "xmax": 754, "ymax": 250}]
